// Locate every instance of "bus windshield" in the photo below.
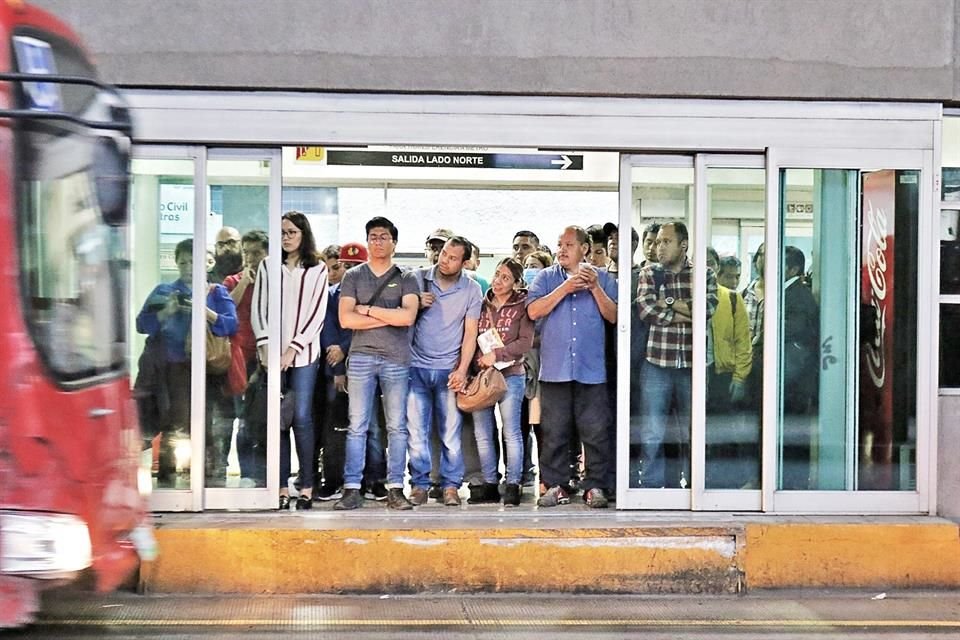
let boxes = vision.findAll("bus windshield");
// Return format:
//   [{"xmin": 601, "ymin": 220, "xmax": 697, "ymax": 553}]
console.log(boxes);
[{"xmin": 14, "ymin": 32, "xmax": 130, "ymax": 383}]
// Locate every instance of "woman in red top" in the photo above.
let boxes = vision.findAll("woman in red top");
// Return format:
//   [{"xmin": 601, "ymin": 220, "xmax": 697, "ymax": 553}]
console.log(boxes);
[{"xmin": 470, "ymin": 258, "xmax": 534, "ymax": 506}]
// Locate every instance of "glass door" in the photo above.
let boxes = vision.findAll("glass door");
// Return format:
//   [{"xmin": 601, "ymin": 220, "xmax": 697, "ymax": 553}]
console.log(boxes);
[
  {"xmin": 131, "ymin": 147, "xmax": 282, "ymax": 511},
  {"xmin": 130, "ymin": 147, "xmax": 204, "ymax": 511},
  {"xmin": 616, "ymin": 154, "xmax": 766, "ymax": 511},
  {"xmin": 764, "ymin": 148, "xmax": 933, "ymax": 514},
  {"xmin": 694, "ymin": 155, "xmax": 765, "ymax": 510},
  {"xmin": 203, "ymin": 149, "xmax": 281, "ymax": 510},
  {"xmin": 617, "ymin": 155, "xmax": 695, "ymax": 509}
]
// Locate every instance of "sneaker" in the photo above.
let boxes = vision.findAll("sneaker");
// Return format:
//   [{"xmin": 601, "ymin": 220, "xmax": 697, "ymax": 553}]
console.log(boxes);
[
  {"xmin": 364, "ymin": 482, "xmax": 388, "ymax": 501},
  {"xmin": 537, "ymin": 485, "xmax": 569, "ymax": 508},
  {"xmin": 443, "ymin": 487, "xmax": 461, "ymax": 507},
  {"xmin": 409, "ymin": 487, "xmax": 429, "ymax": 506},
  {"xmin": 503, "ymin": 483, "xmax": 521, "ymax": 507},
  {"xmin": 584, "ymin": 487, "xmax": 608, "ymax": 509},
  {"xmin": 333, "ymin": 488, "xmax": 363, "ymax": 511},
  {"xmin": 315, "ymin": 484, "xmax": 342, "ymax": 501},
  {"xmin": 386, "ymin": 488, "xmax": 414, "ymax": 510},
  {"xmin": 428, "ymin": 484, "xmax": 442, "ymax": 500}
]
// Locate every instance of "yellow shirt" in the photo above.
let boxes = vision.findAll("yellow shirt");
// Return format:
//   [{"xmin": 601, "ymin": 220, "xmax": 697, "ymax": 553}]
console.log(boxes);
[{"xmin": 711, "ymin": 284, "xmax": 753, "ymax": 383}]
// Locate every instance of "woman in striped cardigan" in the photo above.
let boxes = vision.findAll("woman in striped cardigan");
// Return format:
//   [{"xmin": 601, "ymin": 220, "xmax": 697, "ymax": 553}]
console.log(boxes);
[{"xmin": 252, "ymin": 211, "xmax": 328, "ymax": 510}]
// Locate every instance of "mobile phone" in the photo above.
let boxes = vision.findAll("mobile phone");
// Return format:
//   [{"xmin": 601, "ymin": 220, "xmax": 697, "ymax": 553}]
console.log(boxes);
[{"xmin": 177, "ymin": 292, "xmax": 191, "ymax": 305}]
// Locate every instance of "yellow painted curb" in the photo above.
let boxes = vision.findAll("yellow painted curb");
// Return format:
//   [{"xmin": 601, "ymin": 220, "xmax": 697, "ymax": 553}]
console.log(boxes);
[
  {"xmin": 141, "ymin": 527, "xmax": 740, "ymax": 594},
  {"xmin": 743, "ymin": 523, "xmax": 960, "ymax": 588}
]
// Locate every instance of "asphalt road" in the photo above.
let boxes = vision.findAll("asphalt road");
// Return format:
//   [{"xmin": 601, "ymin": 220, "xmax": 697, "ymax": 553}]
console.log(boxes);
[{"xmin": 5, "ymin": 590, "xmax": 960, "ymax": 639}]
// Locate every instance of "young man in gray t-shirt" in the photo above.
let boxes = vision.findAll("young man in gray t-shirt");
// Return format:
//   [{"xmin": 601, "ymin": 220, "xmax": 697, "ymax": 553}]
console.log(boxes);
[{"xmin": 334, "ymin": 217, "xmax": 420, "ymax": 510}]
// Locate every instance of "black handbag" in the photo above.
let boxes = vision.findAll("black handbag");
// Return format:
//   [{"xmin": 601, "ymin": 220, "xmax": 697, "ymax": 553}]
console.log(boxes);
[{"xmin": 243, "ymin": 366, "xmax": 295, "ymax": 430}]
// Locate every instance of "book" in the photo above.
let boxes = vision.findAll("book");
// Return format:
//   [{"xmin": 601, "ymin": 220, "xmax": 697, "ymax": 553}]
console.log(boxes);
[{"xmin": 477, "ymin": 327, "xmax": 515, "ymax": 370}]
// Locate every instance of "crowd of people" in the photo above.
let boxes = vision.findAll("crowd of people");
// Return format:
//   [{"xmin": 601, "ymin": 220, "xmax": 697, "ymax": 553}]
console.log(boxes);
[{"xmin": 134, "ymin": 211, "xmax": 821, "ymax": 509}]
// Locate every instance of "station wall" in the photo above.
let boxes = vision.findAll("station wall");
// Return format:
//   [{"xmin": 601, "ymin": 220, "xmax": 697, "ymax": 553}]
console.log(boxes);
[{"xmin": 32, "ymin": 0, "xmax": 960, "ymax": 103}]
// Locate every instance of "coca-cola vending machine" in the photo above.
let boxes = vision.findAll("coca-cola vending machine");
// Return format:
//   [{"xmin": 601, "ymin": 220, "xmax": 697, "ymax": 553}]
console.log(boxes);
[{"xmin": 859, "ymin": 170, "xmax": 918, "ymax": 490}]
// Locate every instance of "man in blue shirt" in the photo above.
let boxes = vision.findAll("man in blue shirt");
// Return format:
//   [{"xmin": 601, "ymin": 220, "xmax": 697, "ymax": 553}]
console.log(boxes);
[
  {"xmin": 407, "ymin": 236, "xmax": 482, "ymax": 507},
  {"xmin": 528, "ymin": 226, "xmax": 618, "ymax": 508}
]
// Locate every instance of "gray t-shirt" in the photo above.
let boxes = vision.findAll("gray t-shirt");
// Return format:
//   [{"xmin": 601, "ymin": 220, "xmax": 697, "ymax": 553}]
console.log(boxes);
[{"xmin": 340, "ymin": 263, "xmax": 419, "ymax": 366}]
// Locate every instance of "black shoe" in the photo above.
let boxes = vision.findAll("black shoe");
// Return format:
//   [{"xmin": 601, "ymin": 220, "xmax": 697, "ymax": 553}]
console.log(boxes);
[
  {"xmin": 333, "ymin": 488, "xmax": 363, "ymax": 510},
  {"xmin": 428, "ymin": 484, "xmax": 442, "ymax": 500},
  {"xmin": 296, "ymin": 495, "xmax": 313, "ymax": 510},
  {"xmin": 466, "ymin": 484, "xmax": 483, "ymax": 503},
  {"xmin": 386, "ymin": 488, "xmax": 414, "ymax": 510},
  {"xmin": 278, "ymin": 495, "xmax": 291, "ymax": 510},
  {"xmin": 468, "ymin": 483, "xmax": 500, "ymax": 504},
  {"xmin": 365, "ymin": 482, "xmax": 388, "ymax": 501},
  {"xmin": 315, "ymin": 484, "xmax": 342, "ymax": 501},
  {"xmin": 503, "ymin": 483, "xmax": 521, "ymax": 507}
]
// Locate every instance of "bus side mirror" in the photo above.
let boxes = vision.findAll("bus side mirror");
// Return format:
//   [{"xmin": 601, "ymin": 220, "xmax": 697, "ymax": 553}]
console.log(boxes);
[{"xmin": 93, "ymin": 137, "xmax": 130, "ymax": 226}]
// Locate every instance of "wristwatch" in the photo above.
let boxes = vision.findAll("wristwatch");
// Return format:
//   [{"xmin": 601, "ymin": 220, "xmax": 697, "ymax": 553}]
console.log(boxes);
[{"xmin": 664, "ymin": 296, "xmax": 675, "ymax": 307}]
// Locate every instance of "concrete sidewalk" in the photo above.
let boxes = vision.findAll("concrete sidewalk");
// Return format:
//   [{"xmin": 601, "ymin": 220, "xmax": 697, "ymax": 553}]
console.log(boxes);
[{"xmin": 139, "ymin": 505, "xmax": 960, "ymax": 594}]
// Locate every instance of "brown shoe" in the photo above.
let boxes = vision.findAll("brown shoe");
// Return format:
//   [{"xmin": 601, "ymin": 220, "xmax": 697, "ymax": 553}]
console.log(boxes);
[
  {"xmin": 385, "ymin": 488, "xmax": 414, "ymax": 511},
  {"xmin": 443, "ymin": 487, "xmax": 461, "ymax": 506},
  {"xmin": 410, "ymin": 487, "xmax": 428, "ymax": 506}
]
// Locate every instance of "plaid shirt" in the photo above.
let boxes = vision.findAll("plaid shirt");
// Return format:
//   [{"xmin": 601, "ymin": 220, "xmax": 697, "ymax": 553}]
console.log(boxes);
[{"xmin": 636, "ymin": 258, "xmax": 717, "ymax": 369}]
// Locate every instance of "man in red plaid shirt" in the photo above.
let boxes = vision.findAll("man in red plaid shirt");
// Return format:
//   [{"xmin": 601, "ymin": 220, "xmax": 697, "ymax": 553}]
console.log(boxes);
[{"xmin": 636, "ymin": 222, "xmax": 718, "ymax": 488}]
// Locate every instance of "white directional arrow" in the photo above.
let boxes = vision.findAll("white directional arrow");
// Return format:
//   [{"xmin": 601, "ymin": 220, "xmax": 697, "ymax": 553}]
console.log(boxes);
[{"xmin": 550, "ymin": 154, "xmax": 573, "ymax": 170}]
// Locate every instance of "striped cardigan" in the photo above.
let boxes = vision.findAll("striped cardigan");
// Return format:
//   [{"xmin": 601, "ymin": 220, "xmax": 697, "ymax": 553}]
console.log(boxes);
[{"xmin": 251, "ymin": 258, "xmax": 328, "ymax": 367}]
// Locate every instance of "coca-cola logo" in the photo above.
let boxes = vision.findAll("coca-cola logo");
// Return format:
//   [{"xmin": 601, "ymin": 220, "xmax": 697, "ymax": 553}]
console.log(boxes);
[{"xmin": 864, "ymin": 200, "xmax": 888, "ymax": 388}]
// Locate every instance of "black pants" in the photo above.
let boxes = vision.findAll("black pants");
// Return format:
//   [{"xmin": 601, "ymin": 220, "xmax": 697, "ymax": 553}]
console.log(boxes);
[{"xmin": 539, "ymin": 381, "xmax": 612, "ymax": 493}]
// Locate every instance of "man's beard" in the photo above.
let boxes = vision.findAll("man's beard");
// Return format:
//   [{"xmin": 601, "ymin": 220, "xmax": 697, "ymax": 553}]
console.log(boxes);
[{"xmin": 214, "ymin": 251, "xmax": 242, "ymax": 276}]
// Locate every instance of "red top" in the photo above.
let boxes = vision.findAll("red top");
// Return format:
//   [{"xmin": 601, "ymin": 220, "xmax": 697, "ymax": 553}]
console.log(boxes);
[{"xmin": 223, "ymin": 273, "xmax": 257, "ymax": 361}]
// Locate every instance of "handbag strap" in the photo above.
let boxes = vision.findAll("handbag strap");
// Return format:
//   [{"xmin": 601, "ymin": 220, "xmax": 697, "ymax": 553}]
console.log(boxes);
[{"xmin": 363, "ymin": 265, "xmax": 401, "ymax": 307}]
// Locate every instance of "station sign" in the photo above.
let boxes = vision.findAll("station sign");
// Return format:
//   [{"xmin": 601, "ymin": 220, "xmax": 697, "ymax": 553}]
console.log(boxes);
[{"xmin": 326, "ymin": 150, "xmax": 583, "ymax": 171}]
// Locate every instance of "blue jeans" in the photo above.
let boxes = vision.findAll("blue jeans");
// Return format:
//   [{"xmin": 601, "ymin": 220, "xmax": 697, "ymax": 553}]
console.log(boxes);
[
  {"xmin": 364, "ymin": 395, "xmax": 387, "ymax": 485},
  {"xmin": 407, "ymin": 366, "xmax": 463, "ymax": 490},
  {"xmin": 343, "ymin": 353, "xmax": 409, "ymax": 489},
  {"xmin": 280, "ymin": 360, "xmax": 319, "ymax": 491},
  {"xmin": 640, "ymin": 362, "xmax": 692, "ymax": 488},
  {"xmin": 473, "ymin": 373, "xmax": 525, "ymax": 485}
]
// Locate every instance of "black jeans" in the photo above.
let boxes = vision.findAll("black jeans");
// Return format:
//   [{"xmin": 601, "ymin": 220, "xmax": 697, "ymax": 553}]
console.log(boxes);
[{"xmin": 539, "ymin": 381, "xmax": 612, "ymax": 493}]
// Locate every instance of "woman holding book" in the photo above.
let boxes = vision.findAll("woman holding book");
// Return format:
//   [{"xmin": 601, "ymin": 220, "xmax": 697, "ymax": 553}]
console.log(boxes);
[{"xmin": 470, "ymin": 258, "xmax": 534, "ymax": 506}]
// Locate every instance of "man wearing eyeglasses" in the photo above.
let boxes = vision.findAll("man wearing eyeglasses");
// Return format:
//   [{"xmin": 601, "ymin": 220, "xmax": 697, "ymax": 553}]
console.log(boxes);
[{"xmin": 335, "ymin": 217, "xmax": 421, "ymax": 511}]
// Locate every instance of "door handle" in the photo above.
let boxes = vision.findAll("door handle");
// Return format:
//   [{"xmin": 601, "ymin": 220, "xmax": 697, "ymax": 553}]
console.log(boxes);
[{"xmin": 88, "ymin": 408, "xmax": 115, "ymax": 419}]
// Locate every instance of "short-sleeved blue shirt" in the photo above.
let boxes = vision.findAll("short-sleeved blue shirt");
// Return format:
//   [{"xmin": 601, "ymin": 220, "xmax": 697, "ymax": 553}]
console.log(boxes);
[
  {"xmin": 411, "ymin": 267, "xmax": 482, "ymax": 370},
  {"xmin": 526, "ymin": 264, "xmax": 618, "ymax": 384}
]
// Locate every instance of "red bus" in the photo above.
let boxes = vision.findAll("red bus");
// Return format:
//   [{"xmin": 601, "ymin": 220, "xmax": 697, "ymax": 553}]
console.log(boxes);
[{"xmin": 0, "ymin": 1, "xmax": 151, "ymax": 627}]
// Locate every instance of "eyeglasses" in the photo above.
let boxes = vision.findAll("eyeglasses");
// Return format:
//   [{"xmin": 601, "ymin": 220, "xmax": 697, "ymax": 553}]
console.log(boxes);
[
  {"xmin": 368, "ymin": 234, "xmax": 393, "ymax": 244},
  {"xmin": 216, "ymin": 238, "xmax": 240, "ymax": 248},
  {"xmin": 281, "ymin": 229, "xmax": 301, "ymax": 238}
]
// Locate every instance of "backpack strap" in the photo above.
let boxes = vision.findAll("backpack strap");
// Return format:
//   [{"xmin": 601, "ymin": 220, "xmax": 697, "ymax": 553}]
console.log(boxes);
[{"xmin": 363, "ymin": 265, "xmax": 401, "ymax": 307}]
